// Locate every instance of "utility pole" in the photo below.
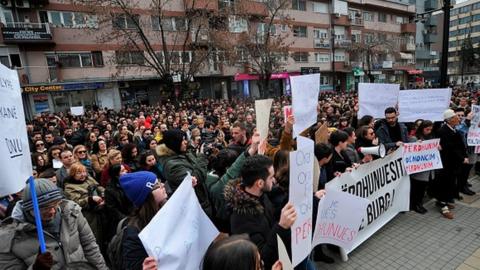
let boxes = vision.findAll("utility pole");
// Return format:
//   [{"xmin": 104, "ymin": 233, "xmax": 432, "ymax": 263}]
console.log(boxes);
[
  {"xmin": 440, "ymin": 0, "xmax": 450, "ymax": 87},
  {"xmin": 331, "ymin": 28, "xmax": 336, "ymax": 91}
]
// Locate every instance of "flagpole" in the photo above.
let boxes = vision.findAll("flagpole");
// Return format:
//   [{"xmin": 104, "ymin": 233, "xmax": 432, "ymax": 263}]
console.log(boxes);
[{"xmin": 28, "ymin": 176, "xmax": 47, "ymax": 253}]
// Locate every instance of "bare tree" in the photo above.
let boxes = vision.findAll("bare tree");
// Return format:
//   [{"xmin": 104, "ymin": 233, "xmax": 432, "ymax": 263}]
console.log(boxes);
[
  {"xmin": 227, "ymin": 0, "xmax": 292, "ymax": 98},
  {"xmin": 75, "ymin": 0, "xmax": 227, "ymax": 97}
]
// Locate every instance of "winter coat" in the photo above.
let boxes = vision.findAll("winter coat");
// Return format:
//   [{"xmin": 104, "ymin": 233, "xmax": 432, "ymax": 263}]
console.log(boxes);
[
  {"xmin": 224, "ymin": 179, "xmax": 290, "ymax": 270},
  {"xmin": 55, "ymin": 166, "xmax": 69, "ymax": 190},
  {"xmin": 265, "ymin": 129, "xmax": 293, "ymax": 161},
  {"xmin": 205, "ymin": 151, "xmax": 247, "ymax": 232},
  {"xmin": 64, "ymin": 176, "xmax": 106, "ymax": 246},
  {"xmin": 0, "ymin": 200, "xmax": 108, "ymax": 270},
  {"xmin": 121, "ymin": 225, "xmax": 148, "ymax": 270},
  {"xmin": 157, "ymin": 144, "xmax": 213, "ymax": 217},
  {"xmin": 438, "ymin": 124, "xmax": 468, "ymax": 173},
  {"xmin": 91, "ymin": 151, "xmax": 108, "ymax": 175},
  {"xmin": 375, "ymin": 119, "xmax": 409, "ymax": 150}
]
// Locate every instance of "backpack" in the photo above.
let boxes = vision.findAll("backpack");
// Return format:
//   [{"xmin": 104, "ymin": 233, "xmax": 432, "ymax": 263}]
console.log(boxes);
[{"xmin": 107, "ymin": 217, "xmax": 128, "ymax": 270}]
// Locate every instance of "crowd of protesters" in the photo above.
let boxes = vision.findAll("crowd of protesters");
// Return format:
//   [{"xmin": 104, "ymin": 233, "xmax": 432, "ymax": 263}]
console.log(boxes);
[{"xmin": 0, "ymin": 86, "xmax": 478, "ymax": 270}]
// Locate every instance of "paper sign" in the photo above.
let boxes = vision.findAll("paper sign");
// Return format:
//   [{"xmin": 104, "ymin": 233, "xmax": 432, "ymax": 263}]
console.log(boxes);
[
  {"xmin": 402, "ymin": 139, "xmax": 443, "ymax": 175},
  {"xmin": 255, "ymin": 99, "xmax": 273, "ymax": 140},
  {"xmin": 315, "ymin": 123, "xmax": 329, "ymax": 144},
  {"xmin": 312, "ymin": 189, "xmax": 369, "ymax": 252},
  {"xmin": 0, "ymin": 63, "xmax": 32, "ymax": 196},
  {"xmin": 398, "ymin": 89, "xmax": 452, "ymax": 122},
  {"xmin": 358, "ymin": 83, "xmax": 399, "ymax": 119},
  {"xmin": 475, "ymin": 145, "xmax": 480, "ymax": 154},
  {"xmin": 277, "ymin": 235, "xmax": 293, "ymax": 270},
  {"xmin": 289, "ymin": 136, "xmax": 314, "ymax": 266},
  {"xmin": 291, "ymin": 74, "xmax": 320, "ymax": 137},
  {"xmin": 283, "ymin": 106, "xmax": 292, "ymax": 124},
  {"xmin": 70, "ymin": 106, "xmax": 84, "ymax": 116},
  {"xmin": 467, "ymin": 105, "xmax": 480, "ymax": 146},
  {"xmin": 139, "ymin": 174, "xmax": 219, "ymax": 270},
  {"xmin": 326, "ymin": 148, "xmax": 410, "ymax": 253}
]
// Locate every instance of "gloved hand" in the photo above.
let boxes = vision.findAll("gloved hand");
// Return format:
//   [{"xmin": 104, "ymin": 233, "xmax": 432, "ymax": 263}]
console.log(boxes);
[{"xmin": 33, "ymin": 250, "xmax": 53, "ymax": 270}]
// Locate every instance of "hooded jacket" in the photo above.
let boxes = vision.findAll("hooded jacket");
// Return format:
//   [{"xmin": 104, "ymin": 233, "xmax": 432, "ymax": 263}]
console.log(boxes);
[
  {"xmin": 224, "ymin": 179, "xmax": 290, "ymax": 270},
  {"xmin": 0, "ymin": 200, "xmax": 108, "ymax": 270}
]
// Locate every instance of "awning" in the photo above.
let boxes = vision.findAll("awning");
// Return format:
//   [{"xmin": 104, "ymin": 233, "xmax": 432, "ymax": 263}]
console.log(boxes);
[
  {"xmin": 407, "ymin": 69, "xmax": 423, "ymax": 75},
  {"xmin": 399, "ymin": 52, "xmax": 414, "ymax": 60}
]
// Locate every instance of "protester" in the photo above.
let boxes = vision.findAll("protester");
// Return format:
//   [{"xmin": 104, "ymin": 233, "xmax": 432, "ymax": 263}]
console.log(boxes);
[
  {"xmin": 375, "ymin": 107, "xmax": 409, "ymax": 151},
  {"xmin": 91, "ymin": 139, "xmax": 109, "ymax": 176},
  {"xmin": 55, "ymin": 149, "xmax": 75, "ymax": 189},
  {"xmin": 0, "ymin": 179, "xmax": 108, "ymax": 269},
  {"xmin": 454, "ymin": 108, "xmax": 477, "ymax": 196},
  {"xmin": 73, "ymin": 145, "xmax": 95, "ymax": 178}
]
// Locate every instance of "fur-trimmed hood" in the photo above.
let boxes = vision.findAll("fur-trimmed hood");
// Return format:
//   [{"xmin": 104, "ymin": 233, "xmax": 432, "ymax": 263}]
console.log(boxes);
[
  {"xmin": 224, "ymin": 179, "xmax": 264, "ymax": 216},
  {"xmin": 155, "ymin": 143, "xmax": 176, "ymax": 157}
]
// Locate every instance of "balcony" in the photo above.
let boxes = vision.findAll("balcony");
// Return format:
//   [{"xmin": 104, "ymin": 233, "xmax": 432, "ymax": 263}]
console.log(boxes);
[
  {"xmin": 416, "ymin": 49, "xmax": 437, "ymax": 59},
  {"xmin": 401, "ymin": 43, "xmax": 416, "ymax": 51},
  {"xmin": 1, "ymin": 22, "xmax": 53, "ymax": 44},
  {"xmin": 425, "ymin": 16, "xmax": 437, "ymax": 26},
  {"xmin": 424, "ymin": 0, "xmax": 438, "ymax": 11},
  {"xmin": 350, "ymin": 17, "xmax": 364, "ymax": 26},
  {"xmin": 424, "ymin": 33, "xmax": 437, "ymax": 43},
  {"xmin": 332, "ymin": 15, "xmax": 350, "ymax": 26},
  {"xmin": 190, "ymin": 30, "xmax": 209, "ymax": 46},
  {"xmin": 184, "ymin": 0, "xmax": 219, "ymax": 11},
  {"xmin": 401, "ymin": 23, "xmax": 416, "ymax": 33},
  {"xmin": 314, "ymin": 39, "xmax": 330, "ymax": 49},
  {"xmin": 334, "ymin": 39, "xmax": 352, "ymax": 48}
]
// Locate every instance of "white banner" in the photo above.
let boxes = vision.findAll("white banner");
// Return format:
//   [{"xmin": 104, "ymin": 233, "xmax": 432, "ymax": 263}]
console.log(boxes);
[
  {"xmin": 291, "ymin": 74, "xmax": 320, "ymax": 137},
  {"xmin": 467, "ymin": 105, "xmax": 480, "ymax": 146},
  {"xmin": 289, "ymin": 136, "xmax": 314, "ymax": 266},
  {"xmin": 358, "ymin": 83, "xmax": 399, "ymax": 119},
  {"xmin": 255, "ymin": 99, "xmax": 273, "ymax": 140},
  {"xmin": 0, "ymin": 64, "xmax": 32, "ymax": 196},
  {"xmin": 398, "ymin": 89, "xmax": 452, "ymax": 122},
  {"xmin": 139, "ymin": 174, "xmax": 219, "ymax": 270},
  {"xmin": 312, "ymin": 189, "xmax": 369, "ymax": 252},
  {"xmin": 70, "ymin": 106, "xmax": 84, "ymax": 116},
  {"xmin": 326, "ymin": 148, "xmax": 410, "ymax": 253},
  {"xmin": 402, "ymin": 139, "xmax": 443, "ymax": 175}
]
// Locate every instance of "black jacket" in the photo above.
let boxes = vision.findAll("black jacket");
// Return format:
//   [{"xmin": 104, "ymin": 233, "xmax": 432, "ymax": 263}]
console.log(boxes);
[
  {"xmin": 437, "ymin": 124, "xmax": 467, "ymax": 172},
  {"xmin": 375, "ymin": 119, "xmax": 409, "ymax": 150},
  {"xmin": 121, "ymin": 226, "xmax": 148, "ymax": 270},
  {"xmin": 105, "ymin": 178, "xmax": 134, "ymax": 241},
  {"xmin": 224, "ymin": 179, "xmax": 290, "ymax": 269}
]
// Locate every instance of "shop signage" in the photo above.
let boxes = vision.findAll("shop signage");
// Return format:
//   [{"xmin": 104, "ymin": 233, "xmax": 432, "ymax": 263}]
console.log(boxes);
[
  {"xmin": 22, "ymin": 82, "xmax": 105, "ymax": 93},
  {"xmin": 2, "ymin": 27, "xmax": 52, "ymax": 42}
]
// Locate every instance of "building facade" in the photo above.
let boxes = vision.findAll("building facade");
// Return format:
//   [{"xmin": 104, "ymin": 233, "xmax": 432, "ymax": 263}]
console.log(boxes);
[
  {"xmin": 0, "ymin": 0, "xmax": 417, "ymax": 117},
  {"xmin": 448, "ymin": 0, "xmax": 480, "ymax": 85}
]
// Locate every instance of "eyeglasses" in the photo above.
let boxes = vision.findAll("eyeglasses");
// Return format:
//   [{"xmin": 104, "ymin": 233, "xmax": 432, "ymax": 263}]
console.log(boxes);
[
  {"xmin": 77, "ymin": 150, "xmax": 86, "ymax": 154},
  {"xmin": 36, "ymin": 143, "xmax": 44, "ymax": 147}
]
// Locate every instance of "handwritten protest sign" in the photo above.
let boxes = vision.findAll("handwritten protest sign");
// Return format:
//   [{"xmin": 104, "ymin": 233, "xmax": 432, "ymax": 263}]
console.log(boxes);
[
  {"xmin": 358, "ymin": 83, "xmax": 399, "ymax": 119},
  {"xmin": 398, "ymin": 89, "xmax": 452, "ymax": 122},
  {"xmin": 0, "ymin": 64, "xmax": 32, "ymax": 196},
  {"xmin": 139, "ymin": 174, "xmax": 219, "ymax": 270},
  {"xmin": 326, "ymin": 148, "xmax": 410, "ymax": 253},
  {"xmin": 289, "ymin": 136, "xmax": 314, "ymax": 266},
  {"xmin": 402, "ymin": 139, "xmax": 442, "ymax": 175},
  {"xmin": 467, "ymin": 105, "xmax": 480, "ymax": 146},
  {"xmin": 283, "ymin": 105, "xmax": 292, "ymax": 124},
  {"xmin": 277, "ymin": 235, "xmax": 293, "ymax": 270},
  {"xmin": 255, "ymin": 99, "xmax": 273, "ymax": 140},
  {"xmin": 312, "ymin": 189, "xmax": 369, "ymax": 252},
  {"xmin": 70, "ymin": 106, "xmax": 84, "ymax": 116},
  {"xmin": 291, "ymin": 74, "xmax": 320, "ymax": 137}
]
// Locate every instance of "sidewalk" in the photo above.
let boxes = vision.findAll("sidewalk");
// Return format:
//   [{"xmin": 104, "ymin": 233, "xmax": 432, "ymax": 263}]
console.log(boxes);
[{"xmin": 315, "ymin": 176, "xmax": 480, "ymax": 270}]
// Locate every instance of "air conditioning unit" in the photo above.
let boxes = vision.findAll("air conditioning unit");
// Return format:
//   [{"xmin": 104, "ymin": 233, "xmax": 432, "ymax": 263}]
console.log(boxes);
[
  {"xmin": 0, "ymin": 0, "xmax": 12, "ymax": 7},
  {"xmin": 15, "ymin": 0, "xmax": 30, "ymax": 8},
  {"xmin": 335, "ymin": 13, "xmax": 341, "ymax": 18}
]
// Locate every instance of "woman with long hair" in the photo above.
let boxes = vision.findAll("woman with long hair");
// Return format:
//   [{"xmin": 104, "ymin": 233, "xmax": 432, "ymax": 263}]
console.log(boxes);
[
  {"xmin": 73, "ymin": 144, "xmax": 95, "ymax": 178},
  {"xmin": 121, "ymin": 143, "xmax": 139, "ymax": 171},
  {"xmin": 409, "ymin": 120, "xmax": 435, "ymax": 214},
  {"xmin": 91, "ymin": 139, "xmax": 109, "ymax": 176},
  {"xmin": 31, "ymin": 152, "xmax": 49, "ymax": 174},
  {"xmin": 137, "ymin": 150, "xmax": 163, "ymax": 180}
]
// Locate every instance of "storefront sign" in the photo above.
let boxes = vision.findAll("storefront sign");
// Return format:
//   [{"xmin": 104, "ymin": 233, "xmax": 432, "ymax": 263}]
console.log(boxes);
[
  {"xmin": 23, "ymin": 82, "xmax": 105, "ymax": 93},
  {"xmin": 2, "ymin": 27, "xmax": 52, "ymax": 42},
  {"xmin": 234, "ymin": 72, "xmax": 292, "ymax": 81}
]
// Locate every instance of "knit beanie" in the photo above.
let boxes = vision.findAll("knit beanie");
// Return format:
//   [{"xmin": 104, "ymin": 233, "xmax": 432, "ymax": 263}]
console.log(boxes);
[
  {"xmin": 22, "ymin": 178, "xmax": 63, "ymax": 211},
  {"xmin": 119, "ymin": 171, "xmax": 157, "ymax": 208},
  {"xmin": 162, "ymin": 130, "xmax": 186, "ymax": 154}
]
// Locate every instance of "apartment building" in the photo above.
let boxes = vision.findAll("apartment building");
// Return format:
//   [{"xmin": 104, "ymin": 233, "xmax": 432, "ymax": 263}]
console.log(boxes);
[
  {"xmin": 0, "ymin": 0, "xmax": 416, "ymax": 116},
  {"xmin": 414, "ymin": 0, "xmax": 440, "ymax": 87},
  {"xmin": 448, "ymin": 0, "xmax": 480, "ymax": 85}
]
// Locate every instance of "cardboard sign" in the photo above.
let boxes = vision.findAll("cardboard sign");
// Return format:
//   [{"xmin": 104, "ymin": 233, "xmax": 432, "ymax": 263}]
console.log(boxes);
[
  {"xmin": 291, "ymin": 74, "xmax": 320, "ymax": 137},
  {"xmin": 467, "ymin": 105, "xmax": 480, "ymax": 146},
  {"xmin": 358, "ymin": 83, "xmax": 399, "ymax": 119},
  {"xmin": 255, "ymin": 99, "xmax": 273, "ymax": 140},
  {"xmin": 70, "ymin": 106, "xmax": 84, "ymax": 116},
  {"xmin": 398, "ymin": 89, "xmax": 452, "ymax": 122},
  {"xmin": 402, "ymin": 139, "xmax": 443, "ymax": 175}
]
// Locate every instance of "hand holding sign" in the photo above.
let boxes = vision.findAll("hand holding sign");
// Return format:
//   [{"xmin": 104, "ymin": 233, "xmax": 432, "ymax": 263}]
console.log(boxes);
[{"xmin": 279, "ymin": 203, "xmax": 297, "ymax": 229}]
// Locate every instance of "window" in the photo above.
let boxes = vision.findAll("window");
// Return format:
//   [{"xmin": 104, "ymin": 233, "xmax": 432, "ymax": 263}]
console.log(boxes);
[
  {"xmin": 293, "ymin": 26, "xmax": 307, "ymax": 37},
  {"xmin": 313, "ymin": 28, "xmax": 328, "ymax": 39},
  {"xmin": 363, "ymin": 11, "xmax": 373, "ymax": 22},
  {"xmin": 352, "ymin": 32, "xmax": 361, "ymax": 43},
  {"xmin": 320, "ymin": 76, "xmax": 330, "ymax": 85},
  {"xmin": 395, "ymin": 16, "xmax": 405, "ymax": 24},
  {"xmin": 228, "ymin": 16, "xmax": 248, "ymax": 33},
  {"xmin": 0, "ymin": 56, "xmax": 9, "ymax": 67},
  {"xmin": 116, "ymin": 51, "xmax": 145, "ymax": 65},
  {"xmin": 58, "ymin": 54, "xmax": 81, "ymax": 67},
  {"xmin": 460, "ymin": 5, "xmax": 471, "ymax": 13},
  {"xmin": 292, "ymin": 0, "xmax": 306, "ymax": 11},
  {"xmin": 459, "ymin": 17, "xmax": 472, "ymax": 24},
  {"xmin": 10, "ymin": 54, "xmax": 22, "ymax": 68},
  {"xmin": 334, "ymin": 54, "xmax": 345, "ymax": 61},
  {"xmin": 450, "ymin": 20, "xmax": 458, "ymax": 27},
  {"xmin": 92, "ymin": 51, "xmax": 104, "ymax": 67},
  {"xmin": 45, "ymin": 52, "xmax": 100, "ymax": 68},
  {"xmin": 314, "ymin": 53, "xmax": 329, "ymax": 63},
  {"xmin": 313, "ymin": 2, "xmax": 328, "ymax": 13},
  {"xmin": 39, "ymin": 11, "xmax": 98, "ymax": 28},
  {"xmin": 151, "ymin": 17, "xmax": 187, "ymax": 31},
  {"xmin": 292, "ymin": 52, "xmax": 309, "ymax": 62},
  {"xmin": 2, "ymin": 9, "xmax": 14, "ymax": 27},
  {"xmin": 235, "ymin": 47, "xmax": 248, "ymax": 63},
  {"xmin": 378, "ymin": 13, "xmax": 387, "ymax": 23},
  {"xmin": 474, "ymin": 3, "xmax": 480, "ymax": 10},
  {"xmin": 113, "ymin": 14, "xmax": 139, "ymax": 29},
  {"xmin": 364, "ymin": 33, "xmax": 374, "ymax": 43}
]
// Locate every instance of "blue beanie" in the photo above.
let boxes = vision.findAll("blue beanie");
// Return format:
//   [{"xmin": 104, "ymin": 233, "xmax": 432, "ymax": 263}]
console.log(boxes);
[{"xmin": 120, "ymin": 171, "xmax": 157, "ymax": 208}]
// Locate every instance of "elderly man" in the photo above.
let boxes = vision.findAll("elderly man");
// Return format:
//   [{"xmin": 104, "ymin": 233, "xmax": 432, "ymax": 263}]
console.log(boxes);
[
  {"xmin": 0, "ymin": 179, "xmax": 108, "ymax": 269},
  {"xmin": 435, "ymin": 109, "xmax": 468, "ymax": 219}
]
